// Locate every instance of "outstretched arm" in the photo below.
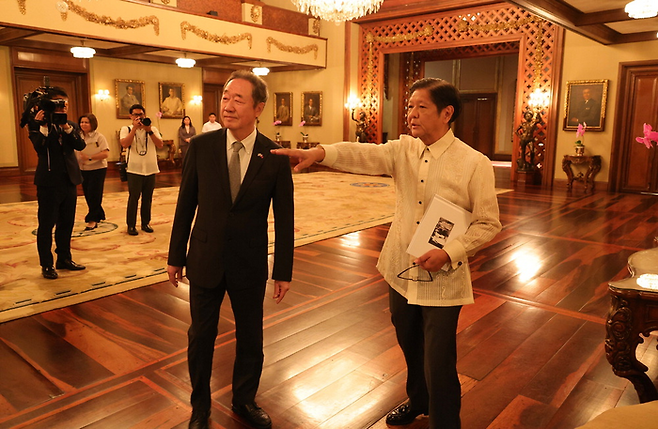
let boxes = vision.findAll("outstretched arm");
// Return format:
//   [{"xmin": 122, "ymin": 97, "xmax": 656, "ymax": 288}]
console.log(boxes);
[{"xmin": 270, "ymin": 147, "xmax": 326, "ymax": 172}]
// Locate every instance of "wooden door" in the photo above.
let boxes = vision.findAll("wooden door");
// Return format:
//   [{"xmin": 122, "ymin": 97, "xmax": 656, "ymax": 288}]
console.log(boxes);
[
  {"xmin": 14, "ymin": 70, "xmax": 86, "ymax": 173},
  {"xmin": 202, "ymin": 83, "xmax": 223, "ymax": 126},
  {"xmin": 453, "ymin": 93, "xmax": 497, "ymax": 159},
  {"xmin": 612, "ymin": 61, "xmax": 658, "ymax": 194}
]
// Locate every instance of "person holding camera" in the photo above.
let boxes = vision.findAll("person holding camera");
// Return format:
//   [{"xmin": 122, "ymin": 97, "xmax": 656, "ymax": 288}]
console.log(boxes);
[
  {"xmin": 25, "ymin": 86, "xmax": 87, "ymax": 279},
  {"xmin": 119, "ymin": 104, "xmax": 164, "ymax": 236},
  {"xmin": 77, "ymin": 113, "xmax": 110, "ymax": 231}
]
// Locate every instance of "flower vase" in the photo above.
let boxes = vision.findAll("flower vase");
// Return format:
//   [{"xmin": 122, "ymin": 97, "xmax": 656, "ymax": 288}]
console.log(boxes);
[
  {"xmin": 275, "ymin": 134, "xmax": 281, "ymax": 142},
  {"xmin": 575, "ymin": 145, "xmax": 585, "ymax": 156},
  {"xmin": 302, "ymin": 135, "xmax": 309, "ymax": 144}
]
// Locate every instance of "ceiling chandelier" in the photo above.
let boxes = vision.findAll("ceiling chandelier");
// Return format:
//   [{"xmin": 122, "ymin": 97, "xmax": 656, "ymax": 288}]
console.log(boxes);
[
  {"xmin": 176, "ymin": 53, "xmax": 196, "ymax": 68},
  {"xmin": 291, "ymin": 0, "xmax": 384, "ymax": 22},
  {"xmin": 625, "ymin": 0, "xmax": 658, "ymax": 19},
  {"xmin": 70, "ymin": 40, "xmax": 95, "ymax": 58},
  {"xmin": 252, "ymin": 65, "xmax": 270, "ymax": 76}
]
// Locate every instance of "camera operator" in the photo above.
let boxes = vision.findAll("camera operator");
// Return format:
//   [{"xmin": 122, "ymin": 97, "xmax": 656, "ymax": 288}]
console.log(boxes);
[
  {"xmin": 119, "ymin": 104, "xmax": 164, "ymax": 236},
  {"xmin": 26, "ymin": 86, "xmax": 87, "ymax": 279}
]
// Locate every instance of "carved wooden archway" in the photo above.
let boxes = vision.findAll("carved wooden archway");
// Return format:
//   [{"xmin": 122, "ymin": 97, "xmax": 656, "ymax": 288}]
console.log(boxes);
[{"xmin": 357, "ymin": 4, "xmax": 564, "ymax": 185}]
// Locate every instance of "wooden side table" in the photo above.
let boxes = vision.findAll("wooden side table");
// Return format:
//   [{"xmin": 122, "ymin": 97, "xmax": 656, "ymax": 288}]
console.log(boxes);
[
  {"xmin": 562, "ymin": 154, "xmax": 601, "ymax": 192},
  {"xmin": 605, "ymin": 248, "xmax": 658, "ymax": 403},
  {"xmin": 297, "ymin": 141, "xmax": 319, "ymax": 150},
  {"xmin": 276, "ymin": 140, "xmax": 291, "ymax": 149}
]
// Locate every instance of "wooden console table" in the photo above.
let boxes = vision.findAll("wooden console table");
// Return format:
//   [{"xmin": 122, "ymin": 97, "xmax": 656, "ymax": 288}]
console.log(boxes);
[
  {"xmin": 605, "ymin": 248, "xmax": 658, "ymax": 403},
  {"xmin": 562, "ymin": 154, "xmax": 601, "ymax": 192},
  {"xmin": 297, "ymin": 141, "xmax": 320, "ymax": 150}
]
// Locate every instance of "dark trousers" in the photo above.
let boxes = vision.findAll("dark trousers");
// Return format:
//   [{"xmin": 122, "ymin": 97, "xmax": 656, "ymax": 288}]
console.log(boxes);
[
  {"xmin": 126, "ymin": 172, "xmax": 155, "ymax": 228},
  {"xmin": 389, "ymin": 287, "xmax": 462, "ymax": 429},
  {"xmin": 36, "ymin": 183, "xmax": 77, "ymax": 267},
  {"xmin": 188, "ymin": 276, "xmax": 265, "ymax": 412},
  {"xmin": 81, "ymin": 168, "xmax": 107, "ymax": 223}
]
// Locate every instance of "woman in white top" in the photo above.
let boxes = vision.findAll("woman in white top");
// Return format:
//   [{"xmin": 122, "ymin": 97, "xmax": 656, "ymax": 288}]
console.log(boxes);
[{"xmin": 77, "ymin": 113, "xmax": 110, "ymax": 230}]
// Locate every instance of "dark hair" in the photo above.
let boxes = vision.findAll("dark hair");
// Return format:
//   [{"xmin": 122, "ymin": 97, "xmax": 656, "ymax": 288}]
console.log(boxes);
[
  {"xmin": 208, "ymin": 112, "xmax": 216, "ymax": 117},
  {"xmin": 79, "ymin": 113, "xmax": 98, "ymax": 132},
  {"xmin": 129, "ymin": 104, "xmax": 145, "ymax": 114},
  {"xmin": 46, "ymin": 86, "xmax": 68, "ymax": 100},
  {"xmin": 226, "ymin": 70, "xmax": 269, "ymax": 106},
  {"xmin": 409, "ymin": 78, "xmax": 462, "ymax": 124},
  {"xmin": 180, "ymin": 115, "xmax": 193, "ymax": 128},
  {"xmin": 126, "ymin": 84, "xmax": 134, "ymax": 90}
]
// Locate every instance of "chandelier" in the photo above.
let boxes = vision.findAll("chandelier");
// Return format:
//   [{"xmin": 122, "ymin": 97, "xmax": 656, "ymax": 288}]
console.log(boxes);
[
  {"xmin": 176, "ymin": 53, "xmax": 196, "ymax": 68},
  {"xmin": 625, "ymin": 0, "xmax": 658, "ymax": 19},
  {"xmin": 70, "ymin": 40, "xmax": 95, "ymax": 58},
  {"xmin": 291, "ymin": 0, "xmax": 384, "ymax": 22}
]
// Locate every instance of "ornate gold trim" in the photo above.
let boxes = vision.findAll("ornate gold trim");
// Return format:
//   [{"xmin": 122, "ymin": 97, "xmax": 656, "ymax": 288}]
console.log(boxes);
[
  {"xmin": 17, "ymin": 0, "xmax": 26, "ymax": 15},
  {"xmin": 266, "ymin": 37, "xmax": 318, "ymax": 59},
  {"xmin": 250, "ymin": 5, "xmax": 261, "ymax": 23},
  {"xmin": 367, "ymin": 25, "xmax": 434, "ymax": 44},
  {"xmin": 59, "ymin": 0, "xmax": 160, "ymax": 35},
  {"xmin": 457, "ymin": 16, "xmax": 537, "ymax": 32},
  {"xmin": 180, "ymin": 21, "xmax": 252, "ymax": 48}
]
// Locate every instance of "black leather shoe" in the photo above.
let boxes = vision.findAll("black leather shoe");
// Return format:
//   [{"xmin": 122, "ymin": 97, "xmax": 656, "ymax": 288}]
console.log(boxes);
[
  {"xmin": 41, "ymin": 266, "xmax": 58, "ymax": 279},
  {"xmin": 55, "ymin": 260, "xmax": 86, "ymax": 271},
  {"xmin": 232, "ymin": 403, "xmax": 272, "ymax": 429},
  {"xmin": 127, "ymin": 227, "xmax": 138, "ymax": 236},
  {"xmin": 141, "ymin": 224, "xmax": 154, "ymax": 233},
  {"xmin": 386, "ymin": 403, "xmax": 427, "ymax": 426},
  {"xmin": 188, "ymin": 409, "xmax": 210, "ymax": 429}
]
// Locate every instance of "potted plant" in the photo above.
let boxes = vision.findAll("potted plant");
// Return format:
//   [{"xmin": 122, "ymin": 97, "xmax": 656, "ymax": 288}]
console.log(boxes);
[{"xmin": 575, "ymin": 122, "xmax": 586, "ymax": 155}]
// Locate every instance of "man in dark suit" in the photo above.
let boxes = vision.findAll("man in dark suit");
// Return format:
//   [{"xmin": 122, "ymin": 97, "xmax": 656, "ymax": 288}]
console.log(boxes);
[
  {"xmin": 25, "ymin": 86, "xmax": 87, "ymax": 279},
  {"xmin": 167, "ymin": 70, "xmax": 294, "ymax": 429},
  {"xmin": 569, "ymin": 88, "xmax": 601, "ymax": 127}
]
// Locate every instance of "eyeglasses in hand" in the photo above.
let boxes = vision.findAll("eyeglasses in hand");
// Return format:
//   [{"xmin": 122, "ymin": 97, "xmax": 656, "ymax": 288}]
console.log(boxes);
[{"xmin": 397, "ymin": 264, "xmax": 433, "ymax": 282}]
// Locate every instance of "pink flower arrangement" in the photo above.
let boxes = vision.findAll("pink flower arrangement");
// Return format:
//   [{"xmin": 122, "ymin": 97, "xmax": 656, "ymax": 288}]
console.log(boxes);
[
  {"xmin": 575, "ymin": 122, "xmax": 586, "ymax": 146},
  {"xmin": 299, "ymin": 120, "xmax": 308, "ymax": 137},
  {"xmin": 273, "ymin": 120, "xmax": 281, "ymax": 126},
  {"xmin": 636, "ymin": 123, "xmax": 658, "ymax": 149}
]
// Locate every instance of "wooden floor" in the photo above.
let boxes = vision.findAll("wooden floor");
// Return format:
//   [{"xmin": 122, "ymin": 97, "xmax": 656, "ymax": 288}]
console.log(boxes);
[{"xmin": 1, "ymin": 167, "xmax": 657, "ymax": 429}]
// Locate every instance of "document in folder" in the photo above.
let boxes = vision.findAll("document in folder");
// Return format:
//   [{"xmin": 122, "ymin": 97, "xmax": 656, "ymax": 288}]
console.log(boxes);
[{"xmin": 406, "ymin": 194, "xmax": 472, "ymax": 258}]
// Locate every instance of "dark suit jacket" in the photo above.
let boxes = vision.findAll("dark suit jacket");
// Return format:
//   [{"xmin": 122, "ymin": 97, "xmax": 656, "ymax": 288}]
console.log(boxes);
[
  {"xmin": 29, "ymin": 120, "xmax": 85, "ymax": 187},
  {"xmin": 168, "ymin": 128, "xmax": 294, "ymax": 289}
]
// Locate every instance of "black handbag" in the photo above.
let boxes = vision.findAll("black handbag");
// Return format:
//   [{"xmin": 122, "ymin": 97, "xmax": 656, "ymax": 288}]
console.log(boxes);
[
  {"xmin": 118, "ymin": 160, "xmax": 128, "ymax": 182},
  {"xmin": 118, "ymin": 146, "xmax": 129, "ymax": 182}
]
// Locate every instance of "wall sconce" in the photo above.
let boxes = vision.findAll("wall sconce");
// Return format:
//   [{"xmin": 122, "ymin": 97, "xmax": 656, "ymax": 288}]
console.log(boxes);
[
  {"xmin": 528, "ymin": 88, "xmax": 549, "ymax": 111},
  {"xmin": 345, "ymin": 95, "xmax": 368, "ymax": 142},
  {"xmin": 192, "ymin": 95, "xmax": 203, "ymax": 105},
  {"xmin": 96, "ymin": 89, "xmax": 110, "ymax": 101}
]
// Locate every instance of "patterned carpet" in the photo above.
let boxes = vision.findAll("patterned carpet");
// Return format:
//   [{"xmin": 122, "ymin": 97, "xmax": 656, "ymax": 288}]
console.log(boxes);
[{"xmin": 0, "ymin": 172, "xmax": 396, "ymax": 323}]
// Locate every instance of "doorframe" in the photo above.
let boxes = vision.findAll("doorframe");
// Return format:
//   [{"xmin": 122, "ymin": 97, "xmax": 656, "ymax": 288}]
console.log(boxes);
[
  {"xmin": 609, "ymin": 59, "xmax": 658, "ymax": 192},
  {"xmin": 10, "ymin": 47, "xmax": 90, "ymax": 174}
]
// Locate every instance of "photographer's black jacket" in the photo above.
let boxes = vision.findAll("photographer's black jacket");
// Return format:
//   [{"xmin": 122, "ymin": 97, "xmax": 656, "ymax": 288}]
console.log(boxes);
[{"xmin": 28, "ymin": 120, "xmax": 85, "ymax": 187}]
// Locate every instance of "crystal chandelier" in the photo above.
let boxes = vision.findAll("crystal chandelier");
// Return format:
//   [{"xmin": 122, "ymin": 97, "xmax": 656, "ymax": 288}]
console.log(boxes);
[
  {"xmin": 291, "ymin": 0, "xmax": 384, "ymax": 22},
  {"xmin": 625, "ymin": 0, "xmax": 658, "ymax": 19}
]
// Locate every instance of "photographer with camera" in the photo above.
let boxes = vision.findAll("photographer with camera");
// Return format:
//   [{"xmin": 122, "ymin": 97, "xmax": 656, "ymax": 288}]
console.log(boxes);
[
  {"xmin": 119, "ymin": 103, "xmax": 164, "ymax": 236},
  {"xmin": 23, "ymin": 86, "xmax": 87, "ymax": 279}
]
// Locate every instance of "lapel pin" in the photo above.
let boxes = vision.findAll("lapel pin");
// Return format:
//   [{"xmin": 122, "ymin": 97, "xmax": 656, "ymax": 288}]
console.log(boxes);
[{"xmin": 257, "ymin": 153, "xmax": 264, "ymax": 158}]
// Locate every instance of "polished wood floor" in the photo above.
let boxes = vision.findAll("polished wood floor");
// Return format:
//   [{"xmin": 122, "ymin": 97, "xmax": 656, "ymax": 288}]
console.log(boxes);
[{"xmin": 1, "ymin": 167, "xmax": 657, "ymax": 429}]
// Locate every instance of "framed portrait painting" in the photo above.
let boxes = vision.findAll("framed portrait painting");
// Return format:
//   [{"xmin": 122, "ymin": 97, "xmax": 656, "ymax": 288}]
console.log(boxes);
[
  {"xmin": 159, "ymin": 82, "xmax": 185, "ymax": 119},
  {"xmin": 563, "ymin": 79, "xmax": 609, "ymax": 131},
  {"xmin": 301, "ymin": 91, "xmax": 322, "ymax": 126},
  {"xmin": 273, "ymin": 92, "xmax": 293, "ymax": 126},
  {"xmin": 115, "ymin": 79, "xmax": 145, "ymax": 119}
]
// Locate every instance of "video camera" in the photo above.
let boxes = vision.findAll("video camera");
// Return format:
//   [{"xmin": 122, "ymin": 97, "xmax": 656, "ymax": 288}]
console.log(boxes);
[{"xmin": 20, "ymin": 82, "xmax": 68, "ymax": 128}]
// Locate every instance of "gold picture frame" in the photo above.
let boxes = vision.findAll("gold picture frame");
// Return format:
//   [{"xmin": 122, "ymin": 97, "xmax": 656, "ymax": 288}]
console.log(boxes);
[
  {"xmin": 274, "ymin": 92, "xmax": 293, "ymax": 126},
  {"xmin": 301, "ymin": 91, "xmax": 322, "ymax": 126},
  {"xmin": 563, "ymin": 79, "xmax": 609, "ymax": 131},
  {"xmin": 159, "ymin": 82, "xmax": 185, "ymax": 119},
  {"xmin": 115, "ymin": 79, "xmax": 145, "ymax": 119}
]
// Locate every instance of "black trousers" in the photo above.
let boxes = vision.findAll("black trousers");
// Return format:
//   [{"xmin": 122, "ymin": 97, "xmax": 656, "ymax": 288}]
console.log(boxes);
[
  {"xmin": 188, "ymin": 276, "xmax": 266, "ymax": 412},
  {"xmin": 126, "ymin": 172, "xmax": 155, "ymax": 228},
  {"xmin": 389, "ymin": 287, "xmax": 462, "ymax": 429},
  {"xmin": 36, "ymin": 183, "xmax": 77, "ymax": 267},
  {"xmin": 81, "ymin": 168, "xmax": 107, "ymax": 223}
]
